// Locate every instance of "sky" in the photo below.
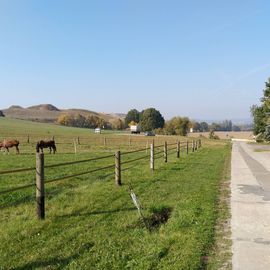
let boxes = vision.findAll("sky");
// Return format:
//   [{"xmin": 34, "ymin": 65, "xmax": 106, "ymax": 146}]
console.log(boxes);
[{"xmin": 0, "ymin": 0, "xmax": 270, "ymax": 121}]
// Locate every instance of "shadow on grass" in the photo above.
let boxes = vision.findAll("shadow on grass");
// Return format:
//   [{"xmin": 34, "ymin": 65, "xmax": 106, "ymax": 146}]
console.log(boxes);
[
  {"xmin": 0, "ymin": 186, "xmax": 66, "ymax": 210},
  {"xmin": 54, "ymin": 207, "xmax": 138, "ymax": 220},
  {"xmin": 13, "ymin": 242, "xmax": 94, "ymax": 270},
  {"xmin": 0, "ymin": 195, "xmax": 34, "ymax": 210}
]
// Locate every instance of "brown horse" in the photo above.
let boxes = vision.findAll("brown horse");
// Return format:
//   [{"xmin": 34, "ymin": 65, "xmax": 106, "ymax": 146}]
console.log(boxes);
[
  {"xmin": 0, "ymin": 139, "xmax": 20, "ymax": 154},
  {"xmin": 36, "ymin": 140, "xmax": 56, "ymax": 154}
]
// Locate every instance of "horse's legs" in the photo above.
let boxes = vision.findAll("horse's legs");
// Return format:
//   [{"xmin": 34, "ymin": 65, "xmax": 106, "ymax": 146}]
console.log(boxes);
[
  {"xmin": 49, "ymin": 147, "xmax": 52, "ymax": 154},
  {"xmin": 6, "ymin": 147, "xmax": 9, "ymax": 154},
  {"xmin": 41, "ymin": 147, "xmax": 43, "ymax": 153},
  {"xmin": 16, "ymin": 146, "xmax": 20, "ymax": 154}
]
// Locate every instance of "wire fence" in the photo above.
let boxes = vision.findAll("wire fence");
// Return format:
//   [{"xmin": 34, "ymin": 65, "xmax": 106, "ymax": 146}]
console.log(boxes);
[{"xmin": 0, "ymin": 139, "xmax": 202, "ymax": 219}]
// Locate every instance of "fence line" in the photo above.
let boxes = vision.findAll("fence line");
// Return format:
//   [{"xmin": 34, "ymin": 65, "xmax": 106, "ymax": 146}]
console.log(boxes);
[
  {"xmin": 46, "ymin": 164, "xmax": 115, "ymax": 184},
  {"xmin": 121, "ymin": 154, "xmax": 149, "ymax": 165},
  {"xmin": 0, "ymin": 182, "xmax": 36, "ymax": 195},
  {"xmin": 0, "ymin": 139, "xmax": 202, "ymax": 219},
  {"xmin": 44, "ymin": 154, "xmax": 115, "ymax": 169},
  {"xmin": 0, "ymin": 166, "xmax": 36, "ymax": 175}
]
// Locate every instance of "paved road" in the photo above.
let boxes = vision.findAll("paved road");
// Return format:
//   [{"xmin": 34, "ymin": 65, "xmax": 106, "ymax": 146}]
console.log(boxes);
[{"xmin": 231, "ymin": 141, "xmax": 270, "ymax": 270}]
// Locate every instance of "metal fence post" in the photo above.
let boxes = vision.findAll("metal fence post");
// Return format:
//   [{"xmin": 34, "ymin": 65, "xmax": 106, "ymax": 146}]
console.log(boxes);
[
  {"xmin": 115, "ymin": 151, "xmax": 121, "ymax": 186},
  {"xmin": 150, "ymin": 143, "xmax": 154, "ymax": 170},
  {"xmin": 36, "ymin": 153, "xmax": 45, "ymax": 219},
  {"xmin": 186, "ymin": 140, "xmax": 189, "ymax": 155}
]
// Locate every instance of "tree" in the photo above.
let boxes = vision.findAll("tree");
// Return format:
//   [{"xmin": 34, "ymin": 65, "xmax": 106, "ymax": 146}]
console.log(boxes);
[
  {"xmin": 111, "ymin": 118, "xmax": 124, "ymax": 130},
  {"xmin": 125, "ymin": 109, "xmax": 141, "ymax": 127},
  {"xmin": 57, "ymin": 113, "xmax": 74, "ymax": 126},
  {"xmin": 232, "ymin": 125, "xmax": 241, "ymax": 132},
  {"xmin": 140, "ymin": 108, "xmax": 165, "ymax": 131},
  {"xmin": 200, "ymin": 122, "xmax": 209, "ymax": 132},
  {"xmin": 193, "ymin": 122, "xmax": 201, "ymax": 132},
  {"xmin": 251, "ymin": 77, "xmax": 270, "ymax": 139},
  {"xmin": 209, "ymin": 130, "xmax": 220, "ymax": 140},
  {"xmin": 210, "ymin": 123, "xmax": 221, "ymax": 131},
  {"xmin": 165, "ymin": 117, "xmax": 190, "ymax": 136}
]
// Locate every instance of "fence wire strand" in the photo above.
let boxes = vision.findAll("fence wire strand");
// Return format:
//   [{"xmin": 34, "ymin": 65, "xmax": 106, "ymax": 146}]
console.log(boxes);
[
  {"xmin": 45, "ymin": 164, "xmax": 115, "ymax": 184},
  {"xmin": 0, "ymin": 182, "xmax": 35, "ymax": 195},
  {"xmin": 45, "ymin": 154, "xmax": 114, "ymax": 169},
  {"xmin": 0, "ymin": 167, "xmax": 36, "ymax": 175},
  {"xmin": 121, "ymin": 147, "xmax": 148, "ymax": 156},
  {"xmin": 121, "ymin": 155, "xmax": 149, "ymax": 165}
]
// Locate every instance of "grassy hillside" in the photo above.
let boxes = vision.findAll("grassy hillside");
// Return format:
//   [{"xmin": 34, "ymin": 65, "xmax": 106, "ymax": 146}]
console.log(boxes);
[
  {"xmin": 2, "ymin": 104, "xmax": 124, "ymax": 123},
  {"xmin": 0, "ymin": 118, "xmax": 231, "ymax": 269}
]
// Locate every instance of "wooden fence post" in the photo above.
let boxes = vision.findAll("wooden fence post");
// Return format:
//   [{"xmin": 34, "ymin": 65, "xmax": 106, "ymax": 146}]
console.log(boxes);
[
  {"xmin": 27, "ymin": 134, "xmax": 30, "ymax": 143},
  {"xmin": 74, "ymin": 139, "xmax": 77, "ymax": 154},
  {"xmin": 186, "ymin": 140, "xmax": 189, "ymax": 155},
  {"xmin": 115, "ymin": 151, "xmax": 121, "ymax": 186},
  {"xmin": 104, "ymin": 137, "xmax": 107, "ymax": 147},
  {"xmin": 77, "ymin": 136, "xmax": 80, "ymax": 145},
  {"xmin": 195, "ymin": 140, "xmax": 198, "ymax": 150},
  {"xmin": 164, "ymin": 141, "xmax": 167, "ymax": 163},
  {"xmin": 199, "ymin": 139, "xmax": 202, "ymax": 148},
  {"xmin": 192, "ymin": 140, "xmax": 195, "ymax": 152},
  {"xmin": 150, "ymin": 143, "xmax": 154, "ymax": 170},
  {"xmin": 36, "ymin": 153, "xmax": 45, "ymax": 219},
  {"xmin": 177, "ymin": 140, "xmax": 180, "ymax": 158},
  {"xmin": 129, "ymin": 136, "xmax": 131, "ymax": 147}
]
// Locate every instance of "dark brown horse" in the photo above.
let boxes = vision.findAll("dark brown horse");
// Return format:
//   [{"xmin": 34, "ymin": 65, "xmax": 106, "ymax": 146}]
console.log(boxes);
[
  {"xmin": 0, "ymin": 139, "xmax": 20, "ymax": 154},
  {"xmin": 36, "ymin": 140, "xmax": 56, "ymax": 154}
]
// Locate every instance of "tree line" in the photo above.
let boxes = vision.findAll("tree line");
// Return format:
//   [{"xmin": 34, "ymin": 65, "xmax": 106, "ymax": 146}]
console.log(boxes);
[
  {"xmin": 56, "ymin": 113, "xmax": 124, "ymax": 130},
  {"xmin": 56, "ymin": 107, "xmax": 245, "ymax": 137}
]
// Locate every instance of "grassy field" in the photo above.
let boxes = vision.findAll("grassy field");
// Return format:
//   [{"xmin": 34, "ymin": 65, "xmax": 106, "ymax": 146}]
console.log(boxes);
[
  {"xmin": 0, "ymin": 118, "xmax": 231, "ymax": 270},
  {"xmin": 188, "ymin": 131, "xmax": 253, "ymax": 140}
]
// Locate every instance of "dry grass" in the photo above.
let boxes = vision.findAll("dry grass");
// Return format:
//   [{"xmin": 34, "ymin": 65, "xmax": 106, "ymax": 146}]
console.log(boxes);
[{"xmin": 189, "ymin": 131, "xmax": 253, "ymax": 140}]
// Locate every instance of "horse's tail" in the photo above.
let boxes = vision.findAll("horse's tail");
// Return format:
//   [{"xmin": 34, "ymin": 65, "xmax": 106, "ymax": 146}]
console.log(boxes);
[{"xmin": 36, "ymin": 142, "xmax": 40, "ymax": 153}]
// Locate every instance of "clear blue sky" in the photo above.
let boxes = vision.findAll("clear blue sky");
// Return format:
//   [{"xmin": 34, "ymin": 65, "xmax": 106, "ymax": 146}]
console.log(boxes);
[{"xmin": 0, "ymin": 0, "xmax": 270, "ymax": 121}]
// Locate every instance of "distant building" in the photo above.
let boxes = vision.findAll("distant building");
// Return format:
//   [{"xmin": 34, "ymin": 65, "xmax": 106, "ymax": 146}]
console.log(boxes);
[
  {"xmin": 189, "ymin": 127, "xmax": 193, "ymax": 133},
  {"xmin": 94, "ymin": 128, "xmax": 101, "ymax": 134}
]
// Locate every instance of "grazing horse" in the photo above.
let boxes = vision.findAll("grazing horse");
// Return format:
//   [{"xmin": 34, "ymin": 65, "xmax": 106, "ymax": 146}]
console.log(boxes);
[
  {"xmin": 36, "ymin": 140, "xmax": 56, "ymax": 154},
  {"xmin": 0, "ymin": 139, "xmax": 20, "ymax": 154}
]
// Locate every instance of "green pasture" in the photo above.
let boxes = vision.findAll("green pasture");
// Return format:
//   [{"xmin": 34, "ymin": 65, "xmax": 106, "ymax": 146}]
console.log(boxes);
[{"xmin": 0, "ymin": 118, "xmax": 231, "ymax": 269}]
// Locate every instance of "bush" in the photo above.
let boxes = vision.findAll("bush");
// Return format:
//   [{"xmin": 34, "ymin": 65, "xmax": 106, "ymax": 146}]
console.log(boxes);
[{"xmin": 209, "ymin": 130, "xmax": 220, "ymax": 140}]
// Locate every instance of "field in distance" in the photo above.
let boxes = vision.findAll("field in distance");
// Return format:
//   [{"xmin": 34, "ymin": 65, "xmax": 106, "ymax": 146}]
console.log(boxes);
[{"xmin": 189, "ymin": 131, "xmax": 253, "ymax": 140}]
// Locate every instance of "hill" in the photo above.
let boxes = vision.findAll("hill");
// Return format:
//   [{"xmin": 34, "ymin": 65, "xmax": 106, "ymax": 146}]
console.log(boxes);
[{"xmin": 2, "ymin": 104, "xmax": 125, "ymax": 123}]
